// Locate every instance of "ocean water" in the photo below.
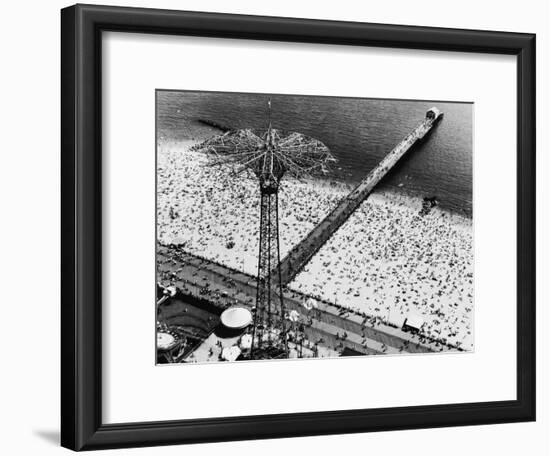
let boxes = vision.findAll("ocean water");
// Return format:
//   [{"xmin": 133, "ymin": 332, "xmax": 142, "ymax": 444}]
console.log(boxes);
[{"xmin": 157, "ymin": 91, "xmax": 473, "ymax": 216}]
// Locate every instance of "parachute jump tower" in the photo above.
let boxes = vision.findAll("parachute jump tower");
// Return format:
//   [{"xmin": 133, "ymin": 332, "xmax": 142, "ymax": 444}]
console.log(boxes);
[{"xmin": 193, "ymin": 99, "xmax": 335, "ymax": 358}]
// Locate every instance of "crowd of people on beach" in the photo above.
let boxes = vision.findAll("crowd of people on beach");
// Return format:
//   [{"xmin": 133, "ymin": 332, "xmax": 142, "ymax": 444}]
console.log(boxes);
[
  {"xmin": 289, "ymin": 192, "xmax": 474, "ymax": 350},
  {"xmin": 157, "ymin": 139, "xmax": 348, "ymax": 277},
  {"xmin": 157, "ymin": 135, "xmax": 474, "ymax": 352}
]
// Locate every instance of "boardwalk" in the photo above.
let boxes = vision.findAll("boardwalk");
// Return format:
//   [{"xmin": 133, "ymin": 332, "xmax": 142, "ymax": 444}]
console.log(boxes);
[
  {"xmin": 278, "ymin": 108, "xmax": 443, "ymax": 285},
  {"xmin": 157, "ymin": 245, "xmax": 455, "ymax": 356}
]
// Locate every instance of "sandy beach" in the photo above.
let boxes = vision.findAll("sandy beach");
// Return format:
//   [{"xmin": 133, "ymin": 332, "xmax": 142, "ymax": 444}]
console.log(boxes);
[
  {"xmin": 157, "ymin": 136, "xmax": 473, "ymax": 351},
  {"xmin": 289, "ymin": 192, "xmax": 473, "ymax": 350},
  {"xmin": 157, "ymin": 139, "xmax": 349, "ymax": 276}
]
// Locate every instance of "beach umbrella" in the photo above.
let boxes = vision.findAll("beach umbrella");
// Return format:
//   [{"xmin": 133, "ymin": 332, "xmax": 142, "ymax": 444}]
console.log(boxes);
[
  {"xmin": 288, "ymin": 310, "xmax": 300, "ymax": 322},
  {"xmin": 302, "ymin": 297, "xmax": 318, "ymax": 310}
]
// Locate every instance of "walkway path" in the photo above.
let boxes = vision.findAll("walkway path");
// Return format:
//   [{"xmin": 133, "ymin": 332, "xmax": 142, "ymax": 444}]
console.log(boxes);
[{"xmin": 157, "ymin": 245, "xmax": 453, "ymax": 356}]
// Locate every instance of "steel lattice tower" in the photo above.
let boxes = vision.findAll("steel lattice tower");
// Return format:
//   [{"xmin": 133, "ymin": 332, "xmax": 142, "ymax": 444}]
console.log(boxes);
[
  {"xmin": 192, "ymin": 98, "xmax": 335, "ymax": 359},
  {"xmin": 250, "ymin": 126, "xmax": 288, "ymax": 357}
]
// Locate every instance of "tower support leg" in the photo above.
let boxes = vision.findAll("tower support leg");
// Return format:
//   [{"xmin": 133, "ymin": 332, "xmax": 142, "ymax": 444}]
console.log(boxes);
[{"xmin": 251, "ymin": 191, "xmax": 287, "ymax": 358}]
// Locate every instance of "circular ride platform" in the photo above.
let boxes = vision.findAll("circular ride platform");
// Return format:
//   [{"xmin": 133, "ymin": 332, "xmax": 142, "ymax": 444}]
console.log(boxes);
[
  {"xmin": 157, "ymin": 332, "xmax": 177, "ymax": 351},
  {"xmin": 220, "ymin": 307, "xmax": 253, "ymax": 330}
]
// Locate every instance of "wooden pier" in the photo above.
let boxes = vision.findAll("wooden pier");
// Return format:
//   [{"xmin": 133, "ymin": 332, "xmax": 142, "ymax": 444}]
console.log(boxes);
[{"xmin": 278, "ymin": 107, "xmax": 443, "ymax": 285}]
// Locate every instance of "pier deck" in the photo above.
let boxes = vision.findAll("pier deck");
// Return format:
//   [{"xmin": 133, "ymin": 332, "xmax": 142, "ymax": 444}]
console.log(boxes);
[{"xmin": 278, "ymin": 108, "xmax": 443, "ymax": 285}]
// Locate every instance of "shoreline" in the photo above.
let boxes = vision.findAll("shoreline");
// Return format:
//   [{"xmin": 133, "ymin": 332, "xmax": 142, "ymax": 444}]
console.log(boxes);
[{"xmin": 158, "ymin": 134, "xmax": 472, "ymax": 222}]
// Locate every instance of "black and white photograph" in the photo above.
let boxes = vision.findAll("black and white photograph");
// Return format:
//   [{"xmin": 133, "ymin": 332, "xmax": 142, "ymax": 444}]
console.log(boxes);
[
  {"xmin": 0, "ymin": 0, "xmax": 540, "ymax": 453},
  {"xmin": 155, "ymin": 90, "xmax": 473, "ymax": 363}
]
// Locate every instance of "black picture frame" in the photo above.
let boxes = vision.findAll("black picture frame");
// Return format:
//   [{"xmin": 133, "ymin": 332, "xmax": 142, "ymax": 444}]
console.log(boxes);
[{"xmin": 61, "ymin": 3, "xmax": 536, "ymax": 451}]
